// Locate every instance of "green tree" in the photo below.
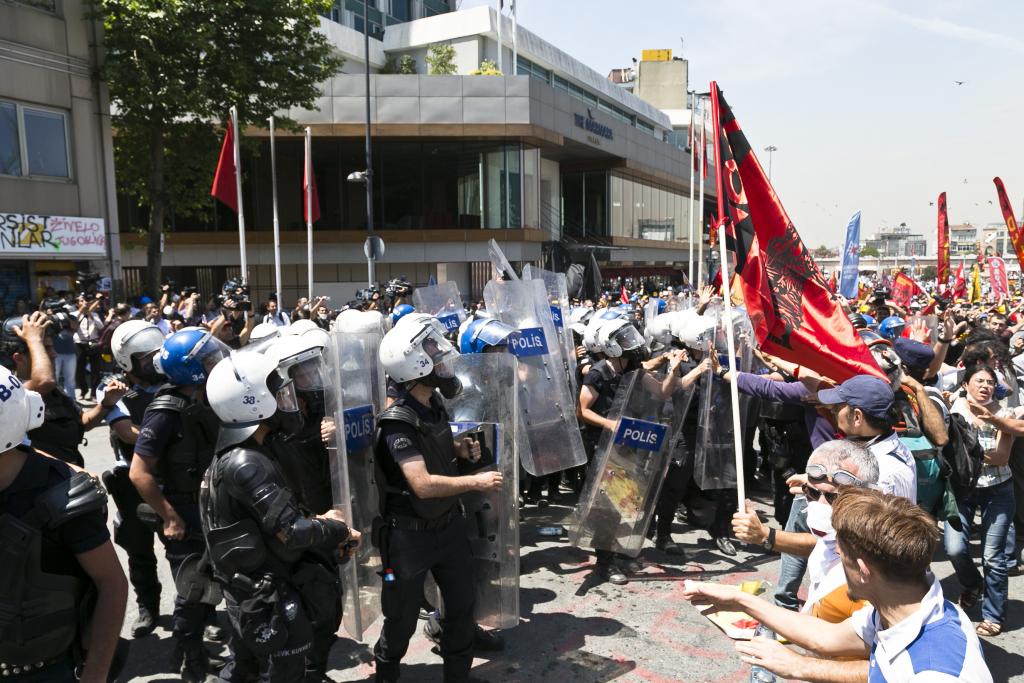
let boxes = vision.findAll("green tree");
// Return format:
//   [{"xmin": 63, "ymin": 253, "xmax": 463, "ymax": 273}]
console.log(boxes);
[
  {"xmin": 426, "ymin": 43, "xmax": 457, "ymax": 75},
  {"xmin": 93, "ymin": 0, "xmax": 343, "ymax": 295},
  {"xmin": 471, "ymin": 58, "xmax": 501, "ymax": 76},
  {"xmin": 861, "ymin": 245, "xmax": 880, "ymax": 258},
  {"xmin": 922, "ymin": 265, "xmax": 937, "ymax": 280},
  {"xmin": 397, "ymin": 54, "xmax": 417, "ymax": 75},
  {"xmin": 813, "ymin": 245, "xmax": 832, "ymax": 258}
]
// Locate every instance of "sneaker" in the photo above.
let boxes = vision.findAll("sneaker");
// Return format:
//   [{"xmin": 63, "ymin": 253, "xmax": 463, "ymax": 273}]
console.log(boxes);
[{"xmin": 131, "ymin": 604, "xmax": 158, "ymax": 638}]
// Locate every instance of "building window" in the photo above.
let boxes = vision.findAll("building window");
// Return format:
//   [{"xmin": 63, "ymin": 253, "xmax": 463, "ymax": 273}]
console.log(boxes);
[
  {"xmin": 9, "ymin": 0, "xmax": 58, "ymax": 13},
  {"xmin": 389, "ymin": 0, "xmax": 410, "ymax": 21},
  {"xmin": 0, "ymin": 100, "xmax": 70, "ymax": 179}
]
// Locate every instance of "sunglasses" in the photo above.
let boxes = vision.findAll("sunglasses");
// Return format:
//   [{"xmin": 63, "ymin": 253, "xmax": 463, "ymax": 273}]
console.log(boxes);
[
  {"xmin": 805, "ymin": 463, "xmax": 867, "ymax": 488},
  {"xmin": 802, "ymin": 483, "xmax": 839, "ymax": 505}
]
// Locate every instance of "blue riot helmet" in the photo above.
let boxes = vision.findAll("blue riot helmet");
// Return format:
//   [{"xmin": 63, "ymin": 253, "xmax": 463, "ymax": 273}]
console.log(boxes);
[
  {"xmin": 654, "ymin": 298, "xmax": 667, "ymax": 314},
  {"xmin": 154, "ymin": 328, "xmax": 231, "ymax": 386},
  {"xmin": 390, "ymin": 303, "xmax": 415, "ymax": 327},
  {"xmin": 861, "ymin": 313, "xmax": 877, "ymax": 329},
  {"xmin": 457, "ymin": 317, "xmax": 518, "ymax": 354},
  {"xmin": 878, "ymin": 316, "xmax": 906, "ymax": 341}
]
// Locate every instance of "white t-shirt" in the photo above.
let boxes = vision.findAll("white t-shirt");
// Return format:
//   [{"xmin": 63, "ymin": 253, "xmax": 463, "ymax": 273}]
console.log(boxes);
[{"xmin": 865, "ymin": 431, "xmax": 917, "ymax": 503}]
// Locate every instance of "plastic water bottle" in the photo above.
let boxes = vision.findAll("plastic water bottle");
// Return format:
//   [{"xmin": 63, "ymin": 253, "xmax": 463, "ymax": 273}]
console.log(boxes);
[{"xmin": 749, "ymin": 624, "xmax": 777, "ymax": 683}]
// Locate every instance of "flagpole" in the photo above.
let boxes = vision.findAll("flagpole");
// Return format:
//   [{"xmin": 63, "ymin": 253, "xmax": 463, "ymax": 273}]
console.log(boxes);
[
  {"xmin": 495, "ymin": 0, "xmax": 503, "ymax": 75},
  {"xmin": 269, "ymin": 116, "xmax": 283, "ymax": 309},
  {"xmin": 305, "ymin": 127, "xmax": 314, "ymax": 302},
  {"xmin": 697, "ymin": 98, "xmax": 706, "ymax": 285},
  {"xmin": 231, "ymin": 106, "xmax": 247, "ymax": 284},
  {"xmin": 687, "ymin": 92, "xmax": 696, "ymax": 288},
  {"xmin": 718, "ymin": 217, "xmax": 746, "ymax": 512}
]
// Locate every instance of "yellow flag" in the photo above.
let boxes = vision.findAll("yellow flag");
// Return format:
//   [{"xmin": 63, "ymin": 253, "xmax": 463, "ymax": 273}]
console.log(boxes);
[{"xmin": 970, "ymin": 263, "xmax": 982, "ymax": 303}]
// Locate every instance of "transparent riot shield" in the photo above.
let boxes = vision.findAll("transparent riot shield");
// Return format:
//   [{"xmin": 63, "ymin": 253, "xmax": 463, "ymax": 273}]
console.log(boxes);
[
  {"xmin": 412, "ymin": 281, "xmax": 467, "ymax": 337},
  {"xmin": 441, "ymin": 353, "xmax": 520, "ymax": 630},
  {"xmin": 484, "ymin": 278, "xmax": 587, "ymax": 477},
  {"xmin": 326, "ymin": 325, "xmax": 386, "ymax": 641},
  {"xmin": 693, "ymin": 310, "xmax": 754, "ymax": 490},
  {"xmin": 571, "ymin": 370, "xmax": 675, "ymax": 557},
  {"xmin": 522, "ymin": 264, "xmax": 578, "ymax": 398}
]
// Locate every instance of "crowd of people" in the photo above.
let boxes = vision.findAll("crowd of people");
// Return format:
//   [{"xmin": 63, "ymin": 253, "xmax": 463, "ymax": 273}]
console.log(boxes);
[{"xmin": 0, "ymin": 268, "xmax": 1014, "ymax": 682}]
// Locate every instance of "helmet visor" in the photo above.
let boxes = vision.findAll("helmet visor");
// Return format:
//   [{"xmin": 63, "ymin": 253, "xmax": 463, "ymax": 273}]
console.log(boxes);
[
  {"xmin": 474, "ymin": 319, "xmax": 516, "ymax": 348},
  {"xmin": 191, "ymin": 335, "xmax": 231, "ymax": 376},
  {"xmin": 613, "ymin": 325, "xmax": 645, "ymax": 352},
  {"xmin": 415, "ymin": 325, "xmax": 459, "ymax": 374},
  {"xmin": 274, "ymin": 379, "xmax": 300, "ymax": 414},
  {"xmin": 282, "ymin": 351, "xmax": 327, "ymax": 391}
]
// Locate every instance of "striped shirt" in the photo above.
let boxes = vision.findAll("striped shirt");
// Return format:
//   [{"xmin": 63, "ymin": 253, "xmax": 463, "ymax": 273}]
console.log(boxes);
[{"xmin": 849, "ymin": 574, "xmax": 992, "ymax": 682}]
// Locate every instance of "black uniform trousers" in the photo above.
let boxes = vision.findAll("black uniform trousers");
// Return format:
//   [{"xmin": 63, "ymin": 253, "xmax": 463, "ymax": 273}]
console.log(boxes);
[
  {"xmin": 374, "ymin": 515, "xmax": 476, "ymax": 682},
  {"xmin": 161, "ymin": 493, "xmax": 214, "ymax": 650},
  {"xmin": 218, "ymin": 586, "xmax": 314, "ymax": 683},
  {"xmin": 106, "ymin": 467, "xmax": 162, "ymax": 608}
]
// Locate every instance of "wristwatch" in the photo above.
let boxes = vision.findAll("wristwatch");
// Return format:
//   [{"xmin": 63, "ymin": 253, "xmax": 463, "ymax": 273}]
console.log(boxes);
[
  {"xmin": 716, "ymin": 366, "xmax": 729, "ymax": 379},
  {"xmin": 762, "ymin": 527, "xmax": 777, "ymax": 552}
]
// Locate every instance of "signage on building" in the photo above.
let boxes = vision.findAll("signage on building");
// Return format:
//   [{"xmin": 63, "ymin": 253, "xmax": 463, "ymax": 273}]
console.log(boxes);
[
  {"xmin": 0, "ymin": 213, "xmax": 106, "ymax": 258},
  {"xmin": 574, "ymin": 109, "xmax": 613, "ymax": 142}
]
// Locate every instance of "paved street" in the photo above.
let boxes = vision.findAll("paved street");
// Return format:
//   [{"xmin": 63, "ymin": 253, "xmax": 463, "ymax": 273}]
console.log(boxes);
[{"xmin": 83, "ymin": 427, "xmax": 1024, "ymax": 682}]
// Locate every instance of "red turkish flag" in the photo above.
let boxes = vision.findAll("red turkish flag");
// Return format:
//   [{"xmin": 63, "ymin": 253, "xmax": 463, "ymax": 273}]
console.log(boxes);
[
  {"xmin": 620, "ymin": 284, "xmax": 628, "ymax": 304},
  {"xmin": 211, "ymin": 122, "xmax": 238, "ymax": 212},
  {"xmin": 710, "ymin": 82, "xmax": 884, "ymax": 383},
  {"xmin": 952, "ymin": 261, "xmax": 966, "ymax": 299},
  {"xmin": 891, "ymin": 272, "xmax": 924, "ymax": 308}
]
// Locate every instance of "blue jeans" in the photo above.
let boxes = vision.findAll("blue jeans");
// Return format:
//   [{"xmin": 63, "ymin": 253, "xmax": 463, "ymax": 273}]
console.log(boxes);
[
  {"xmin": 943, "ymin": 479, "xmax": 1016, "ymax": 624},
  {"xmin": 774, "ymin": 495, "xmax": 808, "ymax": 610},
  {"xmin": 54, "ymin": 352, "xmax": 76, "ymax": 399}
]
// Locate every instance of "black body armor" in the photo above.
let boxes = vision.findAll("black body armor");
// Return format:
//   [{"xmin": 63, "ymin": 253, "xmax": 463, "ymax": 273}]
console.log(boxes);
[
  {"xmin": 0, "ymin": 466, "xmax": 106, "ymax": 666},
  {"xmin": 109, "ymin": 388, "xmax": 157, "ymax": 464},
  {"xmin": 374, "ymin": 394, "xmax": 460, "ymax": 521},
  {"xmin": 147, "ymin": 390, "xmax": 219, "ymax": 495},
  {"xmin": 28, "ymin": 389, "xmax": 84, "ymax": 466}
]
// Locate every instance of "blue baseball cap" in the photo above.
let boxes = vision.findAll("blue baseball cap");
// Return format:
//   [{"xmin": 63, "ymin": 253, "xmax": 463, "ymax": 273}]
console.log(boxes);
[
  {"xmin": 817, "ymin": 375, "xmax": 894, "ymax": 420},
  {"xmin": 893, "ymin": 338, "xmax": 934, "ymax": 372}
]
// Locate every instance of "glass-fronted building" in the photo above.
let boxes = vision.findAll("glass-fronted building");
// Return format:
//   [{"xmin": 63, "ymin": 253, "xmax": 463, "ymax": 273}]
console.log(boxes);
[{"xmin": 118, "ymin": 4, "xmax": 714, "ymax": 303}]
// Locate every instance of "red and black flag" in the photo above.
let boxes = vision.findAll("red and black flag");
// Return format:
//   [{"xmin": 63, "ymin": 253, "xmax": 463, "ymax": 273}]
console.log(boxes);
[
  {"xmin": 936, "ymin": 192, "xmax": 950, "ymax": 290},
  {"xmin": 709, "ymin": 82, "xmax": 884, "ymax": 383}
]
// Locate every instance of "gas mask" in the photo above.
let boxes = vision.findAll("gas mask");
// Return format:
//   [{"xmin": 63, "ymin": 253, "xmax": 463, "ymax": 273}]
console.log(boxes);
[
  {"xmin": 132, "ymin": 351, "xmax": 164, "ymax": 386},
  {"xmin": 421, "ymin": 367, "xmax": 463, "ymax": 399}
]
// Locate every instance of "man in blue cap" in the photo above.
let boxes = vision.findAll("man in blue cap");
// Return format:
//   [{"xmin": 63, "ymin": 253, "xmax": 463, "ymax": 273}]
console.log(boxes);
[{"xmin": 816, "ymin": 375, "xmax": 918, "ymax": 503}]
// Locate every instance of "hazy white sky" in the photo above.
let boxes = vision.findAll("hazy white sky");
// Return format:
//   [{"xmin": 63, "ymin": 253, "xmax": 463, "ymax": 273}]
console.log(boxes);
[{"xmin": 459, "ymin": 0, "xmax": 1024, "ymax": 250}]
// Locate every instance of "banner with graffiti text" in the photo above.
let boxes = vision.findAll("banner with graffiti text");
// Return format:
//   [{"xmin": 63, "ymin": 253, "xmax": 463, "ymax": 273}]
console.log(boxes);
[{"xmin": 0, "ymin": 213, "xmax": 107, "ymax": 258}]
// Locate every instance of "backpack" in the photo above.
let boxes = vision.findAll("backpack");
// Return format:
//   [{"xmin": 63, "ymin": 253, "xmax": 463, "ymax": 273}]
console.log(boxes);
[{"xmin": 938, "ymin": 413, "xmax": 985, "ymax": 501}]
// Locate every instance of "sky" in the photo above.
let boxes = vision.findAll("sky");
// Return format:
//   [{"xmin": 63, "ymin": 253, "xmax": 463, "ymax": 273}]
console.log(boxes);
[{"xmin": 457, "ymin": 0, "xmax": 1024, "ymax": 250}]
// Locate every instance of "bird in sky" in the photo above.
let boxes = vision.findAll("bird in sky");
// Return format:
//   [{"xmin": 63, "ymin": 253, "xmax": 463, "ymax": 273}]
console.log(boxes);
[
  {"xmin": 963, "ymin": 178, "xmax": 969, "ymax": 184},
  {"xmin": 954, "ymin": 80, "xmax": 965, "ymax": 86},
  {"xmin": 929, "ymin": 201, "xmax": 935, "ymax": 206}
]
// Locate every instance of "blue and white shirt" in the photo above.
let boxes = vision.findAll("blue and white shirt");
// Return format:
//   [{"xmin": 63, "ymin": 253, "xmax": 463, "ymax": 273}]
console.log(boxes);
[{"xmin": 849, "ymin": 574, "xmax": 992, "ymax": 682}]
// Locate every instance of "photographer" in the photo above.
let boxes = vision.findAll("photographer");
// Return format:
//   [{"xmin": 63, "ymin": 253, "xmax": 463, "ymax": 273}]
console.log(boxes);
[
  {"xmin": 50, "ymin": 300, "xmax": 79, "ymax": 398},
  {"xmin": 74, "ymin": 293, "xmax": 105, "ymax": 401}
]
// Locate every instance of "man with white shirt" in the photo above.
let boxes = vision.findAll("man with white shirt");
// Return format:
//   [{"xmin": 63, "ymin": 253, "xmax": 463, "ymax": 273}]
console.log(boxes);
[
  {"xmin": 684, "ymin": 488, "xmax": 993, "ymax": 682},
  {"xmin": 816, "ymin": 375, "xmax": 918, "ymax": 503}
]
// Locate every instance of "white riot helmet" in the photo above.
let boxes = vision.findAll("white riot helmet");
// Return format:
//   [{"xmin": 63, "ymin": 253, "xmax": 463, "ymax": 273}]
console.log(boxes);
[
  {"xmin": 596, "ymin": 318, "xmax": 646, "ymax": 358},
  {"xmin": 206, "ymin": 351, "xmax": 303, "ymax": 450},
  {"xmin": 286, "ymin": 319, "xmax": 320, "ymax": 336},
  {"xmin": 249, "ymin": 322, "xmax": 281, "ymax": 344},
  {"xmin": 672, "ymin": 309, "xmax": 715, "ymax": 349},
  {"xmin": 645, "ymin": 311, "xmax": 677, "ymax": 347},
  {"xmin": 334, "ymin": 309, "xmax": 385, "ymax": 335},
  {"xmin": 111, "ymin": 320, "xmax": 166, "ymax": 379},
  {"xmin": 265, "ymin": 331, "xmax": 328, "ymax": 393},
  {"xmin": 378, "ymin": 314, "xmax": 461, "ymax": 397},
  {"xmin": 568, "ymin": 306, "xmax": 594, "ymax": 338},
  {"xmin": 0, "ymin": 366, "xmax": 45, "ymax": 451}
]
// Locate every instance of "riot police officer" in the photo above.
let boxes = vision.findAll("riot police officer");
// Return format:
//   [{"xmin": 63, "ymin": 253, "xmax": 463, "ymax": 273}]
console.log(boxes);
[
  {"xmin": 374, "ymin": 315, "xmax": 502, "ymax": 683},
  {"xmin": 103, "ymin": 320, "xmax": 168, "ymax": 637},
  {"xmin": 129, "ymin": 328, "xmax": 229, "ymax": 680},
  {"xmin": 0, "ymin": 364, "xmax": 129, "ymax": 682},
  {"xmin": 202, "ymin": 351, "xmax": 360, "ymax": 682}
]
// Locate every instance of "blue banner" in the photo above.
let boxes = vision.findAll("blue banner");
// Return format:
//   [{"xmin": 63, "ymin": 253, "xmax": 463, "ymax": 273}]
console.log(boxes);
[
  {"xmin": 550, "ymin": 305, "xmax": 563, "ymax": 328},
  {"xmin": 343, "ymin": 404, "xmax": 375, "ymax": 453},
  {"xmin": 436, "ymin": 312, "xmax": 461, "ymax": 333},
  {"xmin": 839, "ymin": 211, "xmax": 861, "ymax": 299},
  {"xmin": 508, "ymin": 327, "xmax": 549, "ymax": 357},
  {"xmin": 613, "ymin": 416, "xmax": 668, "ymax": 453}
]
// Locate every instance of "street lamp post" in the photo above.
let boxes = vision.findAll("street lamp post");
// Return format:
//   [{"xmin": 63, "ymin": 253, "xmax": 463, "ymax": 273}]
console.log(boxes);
[
  {"xmin": 763, "ymin": 145, "xmax": 777, "ymax": 181},
  {"xmin": 362, "ymin": 0, "xmax": 375, "ymax": 288}
]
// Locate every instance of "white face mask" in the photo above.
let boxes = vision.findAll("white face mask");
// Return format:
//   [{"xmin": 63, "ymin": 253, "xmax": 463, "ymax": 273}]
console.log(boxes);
[{"xmin": 806, "ymin": 500, "xmax": 835, "ymax": 541}]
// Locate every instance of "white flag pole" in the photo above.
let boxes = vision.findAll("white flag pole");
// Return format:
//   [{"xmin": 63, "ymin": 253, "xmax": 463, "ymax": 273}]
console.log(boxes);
[
  {"xmin": 697, "ymin": 100, "xmax": 706, "ymax": 286},
  {"xmin": 511, "ymin": 0, "xmax": 518, "ymax": 75},
  {"xmin": 231, "ymin": 106, "xmax": 247, "ymax": 284},
  {"xmin": 718, "ymin": 224, "xmax": 746, "ymax": 511},
  {"xmin": 495, "ymin": 0, "xmax": 503, "ymax": 75},
  {"xmin": 305, "ymin": 127, "xmax": 314, "ymax": 302},
  {"xmin": 687, "ymin": 93, "xmax": 696, "ymax": 288},
  {"xmin": 269, "ymin": 116, "xmax": 283, "ymax": 310}
]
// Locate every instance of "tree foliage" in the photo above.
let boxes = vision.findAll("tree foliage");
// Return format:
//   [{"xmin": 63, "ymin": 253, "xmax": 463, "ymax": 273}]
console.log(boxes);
[
  {"xmin": 471, "ymin": 58, "xmax": 501, "ymax": 76},
  {"xmin": 861, "ymin": 245, "xmax": 880, "ymax": 258},
  {"xmin": 426, "ymin": 43, "xmax": 457, "ymax": 75},
  {"xmin": 93, "ymin": 0, "xmax": 343, "ymax": 293},
  {"xmin": 398, "ymin": 54, "xmax": 417, "ymax": 75},
  {"xmin": 922, "ymin": 265, "xmax": 937, "ymax": 280}
]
